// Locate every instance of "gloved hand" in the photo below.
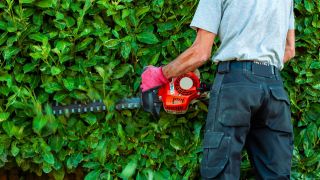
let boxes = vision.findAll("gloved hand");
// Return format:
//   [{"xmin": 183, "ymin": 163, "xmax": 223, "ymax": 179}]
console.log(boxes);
[{"xmin": 141, "ymin": 66, "xmax": 169, "ymax": 92}]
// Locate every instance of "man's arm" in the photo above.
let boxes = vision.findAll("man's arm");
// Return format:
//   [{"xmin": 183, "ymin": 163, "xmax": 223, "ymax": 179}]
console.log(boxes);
[
  {"xmin": 162, "ymin": 29, "xmax": 216, "ymax": 79},
  {"xmin": 283, "ymin": 30, "xmax": 295, "ymax": 63}
]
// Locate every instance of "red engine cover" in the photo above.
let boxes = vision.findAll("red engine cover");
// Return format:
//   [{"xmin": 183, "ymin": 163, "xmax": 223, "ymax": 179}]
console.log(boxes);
[{"xmin": 158, "ymin": 72, "xmax": 201, "ymax": 114}]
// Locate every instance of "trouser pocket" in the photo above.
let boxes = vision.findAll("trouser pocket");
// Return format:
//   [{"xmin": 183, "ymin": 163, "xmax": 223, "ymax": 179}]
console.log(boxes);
[
  {"xmin": 266, "ymin": 87, "xmax": 292, "ymax": 133},
  {"xmin": 201, "ymin": 131, "xmax": 230, "ymax": 179}
]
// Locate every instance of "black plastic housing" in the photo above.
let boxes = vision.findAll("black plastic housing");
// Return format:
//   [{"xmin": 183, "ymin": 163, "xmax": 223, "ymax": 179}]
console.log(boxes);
[{"xmin": 141, "ymin": 86, "xmax": 162, "ymax": 118}]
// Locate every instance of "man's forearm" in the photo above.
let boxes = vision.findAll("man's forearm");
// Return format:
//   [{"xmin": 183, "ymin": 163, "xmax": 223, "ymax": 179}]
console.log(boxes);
[
  {"xmin": 162, "ymin": 47, "xmax": 209, "ymax": 79},
  {"xmin": 162, "ymin": 29, "xmax": 216, "ymax": 79},
  {"xmin": 283, "ymin": 30, "xmax": 295, "ymax": 63}
]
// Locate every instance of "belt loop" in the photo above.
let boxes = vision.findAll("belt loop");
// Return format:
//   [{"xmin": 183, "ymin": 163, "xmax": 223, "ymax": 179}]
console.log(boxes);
[
  {"xmin": 243, "ymin": 61, "xmax": 248, "ymax": 72},
  {"xmin": 275, "ymin": 67, "xmax": 280, "ymax": 80},
  {"xmin": 272, "ymin": 66, "xmax": 275, "ymax": 75},
  {"xmin": 218, "ymin": 61, "xmax": 230, "ymax": 74}
]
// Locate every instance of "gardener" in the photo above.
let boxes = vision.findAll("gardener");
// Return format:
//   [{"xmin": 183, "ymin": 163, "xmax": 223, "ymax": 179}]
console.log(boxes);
[{"xmin": 141, "ymin": 0, "xmax": 295, "ymax": 179}]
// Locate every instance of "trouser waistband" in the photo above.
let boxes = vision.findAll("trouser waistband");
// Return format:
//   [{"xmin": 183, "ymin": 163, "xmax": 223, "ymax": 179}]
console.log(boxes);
[{"xmin": 217, "ymin": 60, "xmax": 281, "ymax": 78}]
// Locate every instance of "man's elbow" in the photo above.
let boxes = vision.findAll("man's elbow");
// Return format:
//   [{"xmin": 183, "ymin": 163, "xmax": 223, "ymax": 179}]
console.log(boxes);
[
  {"xmin": 289, "ymin": 47, "xmax": 296, "ymax": 59},
  {"xmin": 284, "ymin": 47, "xmax": 295, "ymax": 63}
]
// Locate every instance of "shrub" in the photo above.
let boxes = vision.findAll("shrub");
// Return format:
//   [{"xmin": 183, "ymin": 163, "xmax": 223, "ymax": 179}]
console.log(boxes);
[{"xmin": 0, "ymin": 0, "xmax": 319, "ymax": 179}]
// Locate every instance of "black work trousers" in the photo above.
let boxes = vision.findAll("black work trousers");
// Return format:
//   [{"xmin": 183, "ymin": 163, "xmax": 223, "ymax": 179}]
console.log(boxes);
[{"xmin": 201, "ymin": 61, "xmax": 293, "ymax": 180}]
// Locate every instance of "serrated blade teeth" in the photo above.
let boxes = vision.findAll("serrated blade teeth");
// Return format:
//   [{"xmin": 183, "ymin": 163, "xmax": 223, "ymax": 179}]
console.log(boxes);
[{"xmin": 115, "ymin": 97, "xmax": 141, "ymax": 110}]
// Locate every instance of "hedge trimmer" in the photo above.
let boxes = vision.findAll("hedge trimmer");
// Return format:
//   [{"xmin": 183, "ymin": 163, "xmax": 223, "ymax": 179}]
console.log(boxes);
[{"xmin": 52, "ymin": 71, "xmax": 211, "ymax": 117}]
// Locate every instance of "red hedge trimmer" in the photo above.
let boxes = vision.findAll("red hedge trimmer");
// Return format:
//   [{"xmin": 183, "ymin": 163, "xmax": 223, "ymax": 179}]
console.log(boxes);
[{"xmin": 52, "ymin": 71, "xmax": 211, "ymax": 117}]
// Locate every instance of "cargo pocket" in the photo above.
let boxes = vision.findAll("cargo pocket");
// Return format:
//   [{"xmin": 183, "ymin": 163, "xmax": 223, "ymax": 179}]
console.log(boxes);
[
  {"xmin": 200, "ymin": 131, "xmax": 230, "ymax": 179},
  {"xmin": 269, "ymin": 87, "xmax": 290, "ymax": 105},
  {"xmin": 267, "ymin": 87, "xmax": 292, "ymax": 133}
]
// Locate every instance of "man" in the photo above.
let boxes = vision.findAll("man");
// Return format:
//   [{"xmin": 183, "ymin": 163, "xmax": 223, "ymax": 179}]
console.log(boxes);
[{"xmin": 141, "ymin": 0, "xmax": 295, "ymax": 179}]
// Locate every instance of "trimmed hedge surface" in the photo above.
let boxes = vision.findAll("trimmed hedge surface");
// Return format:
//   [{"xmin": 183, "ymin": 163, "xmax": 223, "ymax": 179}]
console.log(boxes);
[{"xmin": 0, "ymin": 0, "xmax": 319, "ymax": 179}]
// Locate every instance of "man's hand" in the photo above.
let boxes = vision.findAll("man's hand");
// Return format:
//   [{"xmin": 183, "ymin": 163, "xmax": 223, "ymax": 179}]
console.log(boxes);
[{"xmin": 140, "ymin": 66, "xmax": 169, "ymax": 92}]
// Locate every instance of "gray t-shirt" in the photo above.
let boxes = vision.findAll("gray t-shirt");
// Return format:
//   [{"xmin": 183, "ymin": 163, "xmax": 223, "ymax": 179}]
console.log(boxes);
[{"xmin": 190, "ymin": 0, "xmax": 295, "ymax": 70}]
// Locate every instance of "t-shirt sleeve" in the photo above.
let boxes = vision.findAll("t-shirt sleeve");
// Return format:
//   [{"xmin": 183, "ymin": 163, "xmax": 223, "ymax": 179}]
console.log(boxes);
[
  {"xmin": 289, "ymin": 0, "xmax": 295, "ymax": 30},
  {"xmin": 190, "ymin": 0, "xmax": 222, "ymax": 34}
]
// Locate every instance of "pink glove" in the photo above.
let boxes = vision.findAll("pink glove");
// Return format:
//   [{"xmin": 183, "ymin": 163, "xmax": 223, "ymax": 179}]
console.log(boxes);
[{"xmin": 141, "ymin": 66, "xmax": 169, "ymax": 92}]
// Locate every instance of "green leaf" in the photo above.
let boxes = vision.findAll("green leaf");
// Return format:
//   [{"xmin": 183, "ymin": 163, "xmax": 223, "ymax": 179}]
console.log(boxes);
[
  {"xmin": 55, "ymin": 40, "xmax": 71, "ymax": 52},
  {"xmin": 33, "ymin": 13, "xmax": 43, "ymax": 26},
  {"xmin": 43, "ymin": 152, "xmax": 55, "ymax": 165},
  {"xmin": 49, "ymin": 136, "xmax": 64, "ymax": 152},
  {"xmin": 2, "ymin": 121, "xmax": 15, "ymax": 137},
  {"xmin": 42, "ymin": 162, "xmax": 53, "ymax": 173},
  {"xmin": 11, "ymin": 142, "xmax": 20, "ymax": 157},
  {"xmin": 304, "ymin": 0, "xmax": 314, "ymax": 12},
  {"xmin": 120, "ymin": 159, "xmax": 137, "ymax": 179},
  {"xmin": 3, "ymin": 46, "xmax": 20, "ymax": 60},
  {"xmin": 312, "ymin": 83, "xmax": 320, "ymax": 90},
  {"xmin": 65, "ymin": 16, "xmax": 76, "ymax": 28},
  {"xmin": 310, "ymin": 61, "xmax": 320, "ymax": 69},
  {"xmin": 63, "ymin": 77, "xmax": 76, "ymax": 91},
  {"xmin": 19, "ymin": 0, "xmax": 35, "ymax": 3},
  {"xmin": 170, "ymin": 138, "xmax": 183, "ymax": 150},
  {"xmin": 76, "ymin": 38, "xmax": 93, "ymax": 52},
  {"xmin": 0, "ymin": 74, "xmax": 12, "ymax": 87},
  {"xmin": 150, "ymin": 52, "xmax": 160, "ymax": 65},
  {"xmin": 84, "ymin": 170, "xmax": 101, "ymax": 180},
  {"xmin": 51, "ymin": 66, "xmax": 62, "ymax": 75},
  {"xmin": 158, "ymin": 21, "xmax": 175, "ymax": 33},
  {"xmin": 0, "ymin": 32, "xmax": 8, "ymax": 46},
  {"xmin": 113, "ymin": 64, "xmax": 132, "ymax": 79},
  {"xmin": 137, "ymin": 32, "xmax": 159, "ymax": 44},
  {"xmin": 0, "ymin": 21, "xmax": 6, "ymax": 31},
  {"xmin": 23, "ymin": 63, "xmax": 37, "ymax": 73},
  {"xmin": 122, "ymin": 9, "xmax": 131, "ymax": 19},
  {"xmin": 83, "ymin": 162, "xmax": 100, "ymax": 169},
  {"xmin": 36, "ymin": 0, "xmax": 55, "ymax": 8},
  {"xmin": 95, "ymin": 66, "xmax": 105, "ymax": 79},
  {"xmin": 29, "ymin": 33, "xmax": 48, "ymax": 43},
  {"xmin": 104, "ymin": 39, "xmax": 121, "ymax": 48},
  {"xmin": 304, "ymin": 153, "xmax": 320, "ymax": 167},
  {"xmin": 33, "ymin": 115, "xmax": 48, "ymax": 134},
  {"xmin": 193, "ymin": 121, "xmax": 202, "ymax": 141},
  {"xmin": 81, "ymin": 113, "xmax": 97, "ymax": 126},
  {"xmin": 117, "ymin": 124, "xmax": 125, "ymax": 141},
  {"xmin": 0, "ymin": 112, "xmax": 10, "ymax": 122},
  {"xmin": 121, "ymin": 42, "xmax": 131, "ymax": 59},
  {"xmin": 307, "ymin": 123, "xmax": 318, "ymax": 146},
  {"xmin": 94, "ymin": 139, "xmax": 107, "ymax": 164},
  {"xmin": 67, "ymin": 153, "xmax": 83, "ymax": 169},
  {"xmin": 136, "ymin": 6, "xmax": 150, "ymax": 17}
]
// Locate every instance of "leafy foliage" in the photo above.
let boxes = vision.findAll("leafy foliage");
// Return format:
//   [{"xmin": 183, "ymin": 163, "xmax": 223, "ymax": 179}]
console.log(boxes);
[{"xmin": 0, "ymin": 0, "xmax": 319, "ymax": 179}]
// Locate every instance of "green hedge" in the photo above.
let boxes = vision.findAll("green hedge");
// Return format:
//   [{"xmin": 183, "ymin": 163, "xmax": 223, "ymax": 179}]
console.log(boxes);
[{"xmin": 0, "ymin": 0, "xmax": 319, "ymax": 179}]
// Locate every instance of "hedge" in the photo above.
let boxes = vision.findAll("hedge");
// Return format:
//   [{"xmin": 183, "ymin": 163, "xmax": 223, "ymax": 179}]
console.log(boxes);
[{"xmin": 0, "ymin": 0, "xmax": 319, "ymax": 179}]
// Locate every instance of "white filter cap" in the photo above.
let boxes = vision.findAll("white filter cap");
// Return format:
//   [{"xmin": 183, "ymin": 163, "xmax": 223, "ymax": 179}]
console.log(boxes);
[{"xmin": 180, "ymin": 77, "xmax": 193, "ymax": 90}]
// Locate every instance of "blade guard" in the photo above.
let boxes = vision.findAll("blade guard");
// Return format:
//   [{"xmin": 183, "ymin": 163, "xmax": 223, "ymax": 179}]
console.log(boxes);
[{"xmin": 141, "ymin": 87, "xmax": 162, "ymax": 118}]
